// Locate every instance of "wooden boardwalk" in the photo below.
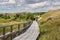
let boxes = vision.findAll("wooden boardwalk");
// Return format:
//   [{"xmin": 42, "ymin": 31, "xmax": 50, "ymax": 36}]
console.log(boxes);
[{"xmin": 13, "ymin": 20, "xmax": 40, "ymax": 40}]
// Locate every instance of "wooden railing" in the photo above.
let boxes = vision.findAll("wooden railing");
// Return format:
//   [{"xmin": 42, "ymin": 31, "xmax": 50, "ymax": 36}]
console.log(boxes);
[{"xmin": 0, "ymin": 21, "xmax": 33, "ymax": 40}]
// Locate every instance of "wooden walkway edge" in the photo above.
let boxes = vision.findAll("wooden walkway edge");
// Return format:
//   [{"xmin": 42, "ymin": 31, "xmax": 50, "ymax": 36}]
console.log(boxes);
[{"xmin": 13, "ymin": 20, "xmax": 40, "ymax": 40}]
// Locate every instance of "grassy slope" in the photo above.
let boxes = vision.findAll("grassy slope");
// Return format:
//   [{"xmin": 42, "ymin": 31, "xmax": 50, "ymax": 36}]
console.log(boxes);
[{"xmin": 38, "ymin": 9, "xmax": 60, "ymax": 40}]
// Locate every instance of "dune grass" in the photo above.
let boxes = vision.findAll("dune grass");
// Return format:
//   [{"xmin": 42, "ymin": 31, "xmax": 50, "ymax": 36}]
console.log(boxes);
[{"xmin": 38, "ymin": 10, "xmax": 60, "ymax": 40}]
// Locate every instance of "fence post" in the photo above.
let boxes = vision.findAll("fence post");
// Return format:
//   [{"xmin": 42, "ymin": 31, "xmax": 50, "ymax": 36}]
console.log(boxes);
[
  {"xmin": 10, "ymin": 25, "xmax": 13, "ymax": 40},
  {"xmin": 18, "ymin": 24, "xmax": 20, "ymax": 35},
  {"xmin": 2, "ymin": 27, "xmax": 6, "ymax": 40}
]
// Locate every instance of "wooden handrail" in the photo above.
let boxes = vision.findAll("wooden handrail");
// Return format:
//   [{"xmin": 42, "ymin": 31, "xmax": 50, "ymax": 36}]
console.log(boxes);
[{"xmin": 0, "ymin": 21, "xmax": 33, "ymax": 40}]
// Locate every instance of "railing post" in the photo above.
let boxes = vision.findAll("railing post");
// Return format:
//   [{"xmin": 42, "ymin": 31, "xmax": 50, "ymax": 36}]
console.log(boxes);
[
  {"xmin": 2, "ymin": 27, "xmax": 6, "ymax": 40},
  {"xmin": 18, "ymin": 24, "xmax": 20, "ymax": 35},
  {"xmin": 10, "ymin": 25, "xmax": 13, "ymax": 40},
  {"xmin": 24, "ymin": 23, "xmax": 27, "ymax": 27},
  {"xmin": 18, "ymin": 24, "xmax": 20, "ymax": 31}
]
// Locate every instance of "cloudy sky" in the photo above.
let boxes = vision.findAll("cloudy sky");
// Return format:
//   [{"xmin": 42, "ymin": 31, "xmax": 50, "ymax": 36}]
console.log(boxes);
[{"xmin": 0, "ymin": 0, "xmax": 60, "ymax": 13}]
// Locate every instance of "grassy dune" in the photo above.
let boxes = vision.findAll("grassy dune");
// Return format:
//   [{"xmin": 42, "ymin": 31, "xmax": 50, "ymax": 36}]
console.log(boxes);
[{"xmin": 38, "ymin": 9, "xmax": 60, "ymax": 40}]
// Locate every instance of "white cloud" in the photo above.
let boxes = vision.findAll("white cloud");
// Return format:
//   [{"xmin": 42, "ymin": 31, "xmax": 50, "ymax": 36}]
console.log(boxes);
[
  {"xmin": 0, "ymin": 0, "xmax": 60, "ymax": 13},
  {"xmin": 17, "ymin": 4, "xmax": 21, "ymax": 7},
  {"xmin": 53, "ymin": 2, "xmax": 60, "ymax": 5},
  {"xmin": 8, "ymin": 0, "xmax": 16, "ymax": 4},
  {"xmin": 51, "ymin": 6, "xmax": 60, "ymax": 10},
  {"xmin": 0, "ymin": 0, "xmax": 16, "ymax": 4},
  {"xmin": 43, "ymin": 6, "xmax": 60, "ymax": 11},
  {"xmin": 28, "ymin": 1, "xmax": 49, "ymax": 8},
  {"xmin": 16, "ymin": 0, "xmax": 25, "ymax": 7},
  {"xmin": 19, "ymin": 0, "xmax": 25, "ymax": 2}
]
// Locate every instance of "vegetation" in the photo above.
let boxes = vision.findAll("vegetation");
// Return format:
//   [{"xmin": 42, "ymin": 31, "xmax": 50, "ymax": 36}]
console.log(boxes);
[
  {"xmin": 0, "ymin": 12, "xmax": 36, "ymax": 25},
  {"xmin": 0, "ymin": 12, "xmax": 45, "ymax": 26},
  {"xmin": 0, "ymin": 12, "xmax": 45, "ymax": 36},
  {"xmin": 38, "ymin": 9, "xmax": 60, "ymax": 40},
  {"xmin": 1, "ymin": 9, "xmax": 60, "ymax": 40}
]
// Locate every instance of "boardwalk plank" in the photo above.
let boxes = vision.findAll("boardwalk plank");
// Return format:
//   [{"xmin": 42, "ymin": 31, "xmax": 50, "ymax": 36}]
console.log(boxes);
[{"xmin": 13, "ymin": 20, "xmax": 40, "ymax": 40}]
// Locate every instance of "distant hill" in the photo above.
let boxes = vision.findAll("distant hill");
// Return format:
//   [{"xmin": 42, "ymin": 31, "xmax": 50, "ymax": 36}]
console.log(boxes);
[{"xmin": 38, "ymin": 9, "xmax": 60, "ymax": 40}]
